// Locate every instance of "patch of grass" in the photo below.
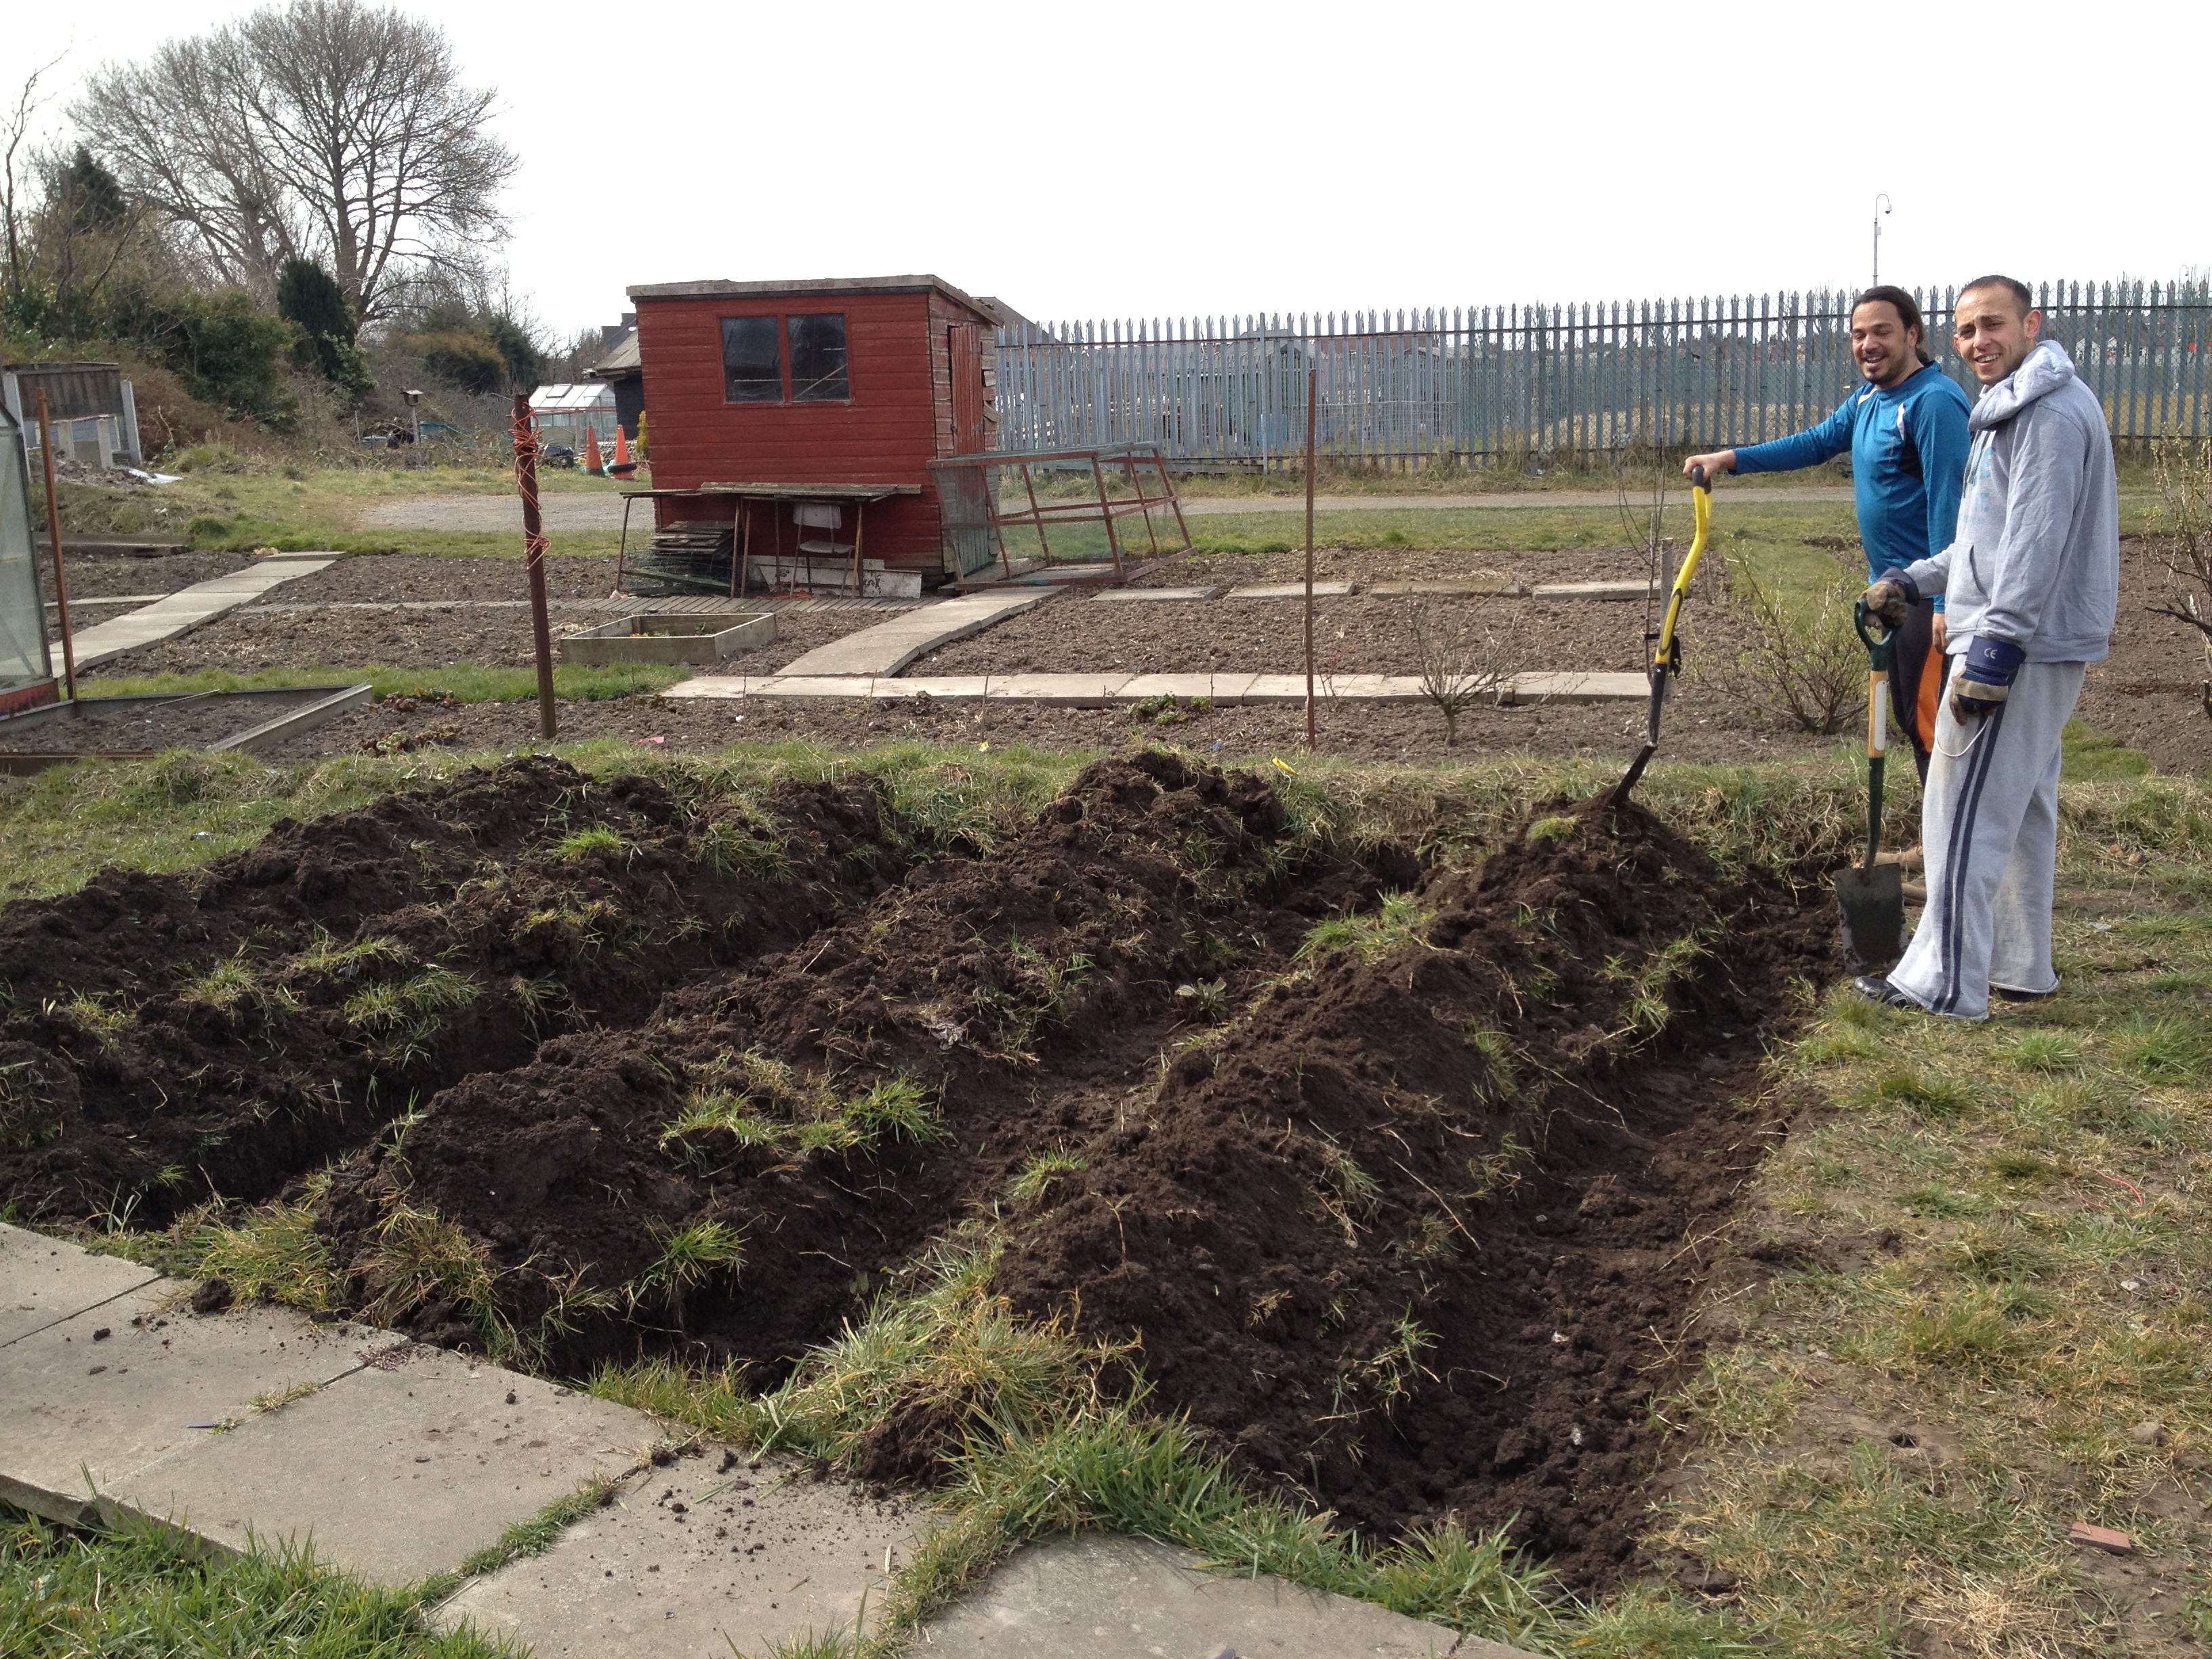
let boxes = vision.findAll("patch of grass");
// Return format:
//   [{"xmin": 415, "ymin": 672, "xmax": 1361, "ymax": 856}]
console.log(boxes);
[
  {"xmin": 358, "ymin": 1197, "xmax": 516, "ymax": 1360},
  {"xmin": 550, "ymin": 824, "xmax": 626, "ymax": 861},
  {"xmin": 1294, "ymin": 890, "xmax": 1432, "ymax": 964},
  {"xmin": 844, "ymin": 1078, "xmax": 946, "ymax": 1145},
  {"xmin": 626, "ymin": 1221, "xmax": 745, "ymax": 1317},
  {"xmin": 341, "ymin": 965, "xmax": 479, "ymax": 1064},
  {"xmin": 1006, "ymin": 1148, "xmax": 1086, "ymax": 1205},
  {"xmin": 191, "ymin": 1199, "xmax": 346, "ymax": 1313},
  {"xmin": 1654, "ymin": 822, "xmax": 2212, "ymax": 1655},
  {"xmin": 0, "ymin": 1502, "xmax": 504, "ymax": 1658}
]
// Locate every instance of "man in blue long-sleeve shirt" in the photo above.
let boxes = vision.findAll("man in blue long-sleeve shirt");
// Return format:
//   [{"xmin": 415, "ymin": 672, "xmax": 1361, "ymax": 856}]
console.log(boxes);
[{"xmin": 1685, "ymin": 285, "xmax": 1972, "ymax": 780}]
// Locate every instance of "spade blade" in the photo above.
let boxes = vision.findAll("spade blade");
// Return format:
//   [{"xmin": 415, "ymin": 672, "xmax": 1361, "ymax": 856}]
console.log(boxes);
[{"xmin": 1835, "ymin": 860, "xmax": 1906, "ymax": 973}]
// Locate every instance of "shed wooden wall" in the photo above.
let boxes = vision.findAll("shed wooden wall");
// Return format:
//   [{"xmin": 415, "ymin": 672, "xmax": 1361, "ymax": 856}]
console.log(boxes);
[{"xmin": 635, "ymin": 288, "xmax": 995, "ymax": 570}]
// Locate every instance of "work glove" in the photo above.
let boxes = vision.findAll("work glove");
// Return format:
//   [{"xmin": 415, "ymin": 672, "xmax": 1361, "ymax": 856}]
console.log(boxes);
[
  {"xmin": 1861, "ymin": 569, "xmax": 1920, "ymax": 629},
  {"xmin": 1949, "ymin": 634, "xmax": 2023, "ymax": 723}
]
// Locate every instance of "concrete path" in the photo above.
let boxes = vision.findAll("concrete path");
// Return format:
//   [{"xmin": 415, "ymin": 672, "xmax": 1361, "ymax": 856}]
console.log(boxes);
[
  {"xmin": 60, "ymin": 555, "xmax": 340, "ymax": 670},
  {"xmin": 359, "ymin": 485, "xmax": 1860, "ymax": 534},
  {"xmin": 776, "ymin": 589, "xmax": 1059, "ymax": 677},
  {"xmin": 1, "ymin": 1221, "xmax": 1537, "ymax": 1658},
  {"xmin": 665, "ymin": 670, "xmax": 1645, "ymax": 707}
]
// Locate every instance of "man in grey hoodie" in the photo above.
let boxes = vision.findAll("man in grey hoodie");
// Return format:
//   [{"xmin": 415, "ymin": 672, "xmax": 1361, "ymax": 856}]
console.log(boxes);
[{"xmin": 1855, "ymin": 275, "xmax": 2118, "ymax": 1020}]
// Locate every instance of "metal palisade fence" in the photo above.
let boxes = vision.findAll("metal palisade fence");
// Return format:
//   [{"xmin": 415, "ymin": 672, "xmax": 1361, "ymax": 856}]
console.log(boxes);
[{"xmin": 993, "ymin": 281, "xmax": 2212, "ymax": 468}]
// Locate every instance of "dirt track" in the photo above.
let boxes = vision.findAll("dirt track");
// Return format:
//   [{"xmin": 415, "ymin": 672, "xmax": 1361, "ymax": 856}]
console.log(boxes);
[{"xmin": 0, "ymin": 753, "xmax": 1832, "ymax": 1586}]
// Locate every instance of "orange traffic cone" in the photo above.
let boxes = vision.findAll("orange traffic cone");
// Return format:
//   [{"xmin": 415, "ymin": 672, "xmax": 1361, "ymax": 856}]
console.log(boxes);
[
  {"xmin": 613, "ymin": 425, "xmax": 630, "ymax": 467},
  {"xmin": 583, "ymin": 426, "xmax": 605, "ymax": 476}
]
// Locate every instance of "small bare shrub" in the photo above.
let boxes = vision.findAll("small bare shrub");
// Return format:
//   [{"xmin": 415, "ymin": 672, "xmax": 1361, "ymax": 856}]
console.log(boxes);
[
  {"xmin": 1713, "ymin": 548, "xmax": 1867, "ymax": 735},
  {"xmin": 1406, "ymin": 601, "xmax": 1520, "ymax": 745},
  {"xmin": 2146, "ymin": 441, "xmax": 2212, "ymax": 718}
]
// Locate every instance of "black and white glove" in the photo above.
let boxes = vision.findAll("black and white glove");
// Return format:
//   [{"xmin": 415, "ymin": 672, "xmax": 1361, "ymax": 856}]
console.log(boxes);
[
  {"xmin": 1861, "ymin": 569, "xmax": 1920, "ymax": 630},
  {"xmin": 1949, "ymin": 634, "xmax": 2022, "ymax": 722}
]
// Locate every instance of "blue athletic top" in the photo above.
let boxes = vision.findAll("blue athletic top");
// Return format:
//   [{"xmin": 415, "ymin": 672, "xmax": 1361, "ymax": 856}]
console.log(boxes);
[{"xmin": 1734, "ymin": 362, "xmax": 1973, "ymax": 602}]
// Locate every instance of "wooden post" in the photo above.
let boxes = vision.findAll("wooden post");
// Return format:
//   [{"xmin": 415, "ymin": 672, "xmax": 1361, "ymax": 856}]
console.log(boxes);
[
  {"xmin": 1303, "ymin": 365, "xmax": 1317, "ymax": 750},
  {"xmin": 511, "ymin": 394, "xmax": 558, "ymax": 739},
  {"xmin": 33, "ymin": 391, "xmax": 77, "ymax": 699}
]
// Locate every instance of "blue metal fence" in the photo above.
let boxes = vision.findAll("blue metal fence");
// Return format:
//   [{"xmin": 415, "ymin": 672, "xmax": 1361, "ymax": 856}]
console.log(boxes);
[{"xmin": 994, "ymin": 281, "xmax": 2212, "ymax": 467}]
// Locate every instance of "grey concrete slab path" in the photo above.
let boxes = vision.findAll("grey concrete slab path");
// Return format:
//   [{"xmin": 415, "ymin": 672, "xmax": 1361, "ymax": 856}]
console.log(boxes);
[
  {"xmin": 61, "ymin": 554, "xmax": 340, "ymax": 669},
  {"xmin": 776, "ymin": 589, "xmax": 1059, "ymax": 677},
  {"xmin": 1529, "ymin": 579, "xmax": 1657, "ymax": 601},
  {"xmin": 1368, "ymin": 578, "xmax": 1528, "ymax": 597},
  {"xmin": 1090, "ymin": 586, "xmax": 1220, "ymax": 602},
  {"xmin": 922, "ymin": 1533, "xmax": 1481, "ymax": 1656},
  {"xmin": 0, "ymin": 1275, "xmax": 380, "ymax": 1526},
  {"xmin": 437, "ymin": 1452, "xmax": 922, "ymax": 1656},
  {"xmin": 1227, "ymin": 581, "xmax": 1357, "ymax": 598},
  {"xmin": 113, "ymin": 1343, "xmax": 653, "ymax": 1586},
  {"xmin": 2, "ymin": 1227, "xmax": 1541, "ymax": 1658},
  {"xmin": 0, "ymin": 1221, "xmax": 159, "ymax": 1347},
  {"xmin": 666, "ymin": 670, "xmax": 1647, "ymax": 708}
]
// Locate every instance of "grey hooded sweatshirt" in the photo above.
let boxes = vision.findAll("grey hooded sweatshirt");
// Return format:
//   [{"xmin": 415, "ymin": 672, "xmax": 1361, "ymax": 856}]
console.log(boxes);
[{"xmin": 1902, "ymin": 338, "xmax": 2117, "ymax": 663}]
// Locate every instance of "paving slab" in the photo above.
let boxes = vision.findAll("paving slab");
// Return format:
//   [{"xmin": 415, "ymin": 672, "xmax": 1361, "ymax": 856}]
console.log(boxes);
[
  {"xmin": 777, "ymin": 590, "xmax": 1057, "ymax": 677},
  {"xmin": 1226, "ymin": 581, "xmax": 1358, "ymax": 599},
  {"xmin": 1089, "ymin": 586, "xmax": 1220, "ymax": 602},
  {"xmin": 0, "ymin": 1281, "xmax": 376, "ymax": 1525},
  {"xmin": 437, "ymin": 1451, "xmax": 922, "ymax": 1658},
  {"xmin": 1502, "ymin": 670, "xmax": 1650, "ymax": 704},
  {"xmin": 66, "ymin": 555, "xmax": 340, "ymax": 669},
  {"xmin": 112, "ymin": 1342, "xmax": 653, "ymax": 1586},
  {"xmin": 922, "ymin": 1533, "xmax": 1481, "ymax": 1657},
  {"xmin": 1367, "ymin": 577, "xmax": 1528, "ymax": 597},
  {"xmin": 1116, "ymin": 673, "xmax": 1258, "ymax": 705},
  {"xmin": 0, "ymin": 1223, "xmax": 160, "ymax": 1349},
  {"xmin": 1528, "ymin": 579, "xmax": 1656, "ymax": 601}
]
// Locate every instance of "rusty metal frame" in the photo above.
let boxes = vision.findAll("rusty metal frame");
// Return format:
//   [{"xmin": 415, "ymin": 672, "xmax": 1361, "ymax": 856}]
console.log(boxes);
[{"xmin": 926, "ymin": 444, "xmax": 1190, "ymax": 588}]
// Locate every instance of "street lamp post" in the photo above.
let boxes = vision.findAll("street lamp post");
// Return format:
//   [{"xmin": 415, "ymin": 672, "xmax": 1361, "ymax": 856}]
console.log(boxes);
[{"xmin": 1872, "ymin": 193, "xmax": 1893, "ymax": 285}]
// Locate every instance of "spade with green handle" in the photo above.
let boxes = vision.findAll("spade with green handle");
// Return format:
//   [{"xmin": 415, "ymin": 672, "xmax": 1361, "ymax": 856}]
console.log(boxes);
[{"xmin": 1835, "ymin": 599, "xmax": 1907, "ymax": 972}]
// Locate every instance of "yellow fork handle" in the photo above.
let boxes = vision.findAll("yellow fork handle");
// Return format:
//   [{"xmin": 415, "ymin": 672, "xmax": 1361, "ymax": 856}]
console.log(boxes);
[{"xmin": 1652, "ymin": 479, "xmax": 1711, "ymax": 671}]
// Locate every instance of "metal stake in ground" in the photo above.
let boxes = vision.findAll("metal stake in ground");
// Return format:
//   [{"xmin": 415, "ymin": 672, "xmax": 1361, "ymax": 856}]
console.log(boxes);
[
  {"xmin": 1303, "ymin": 364, "xmax": 1317, "ymax": 751},
  {"xmin": 511, "ymin": 392, "xmax": 558, "ymax": 739},
  {"xmin": 32, "ymin": 390, "xmax": 78, "ymax": 699}
]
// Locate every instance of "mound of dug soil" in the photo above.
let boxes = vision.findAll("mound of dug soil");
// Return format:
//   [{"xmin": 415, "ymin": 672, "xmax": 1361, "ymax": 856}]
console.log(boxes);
[
  {"xmin": 0, "ymin": 752, "xmax": 1835, "ymax": 1591},
  {"xmin": 993, "ymin": 798, "xmax": 1831, "ymax": 1580},
  {"xmin": 0, "ymin": 757, "xmax": 903, "ymax": 1222}
]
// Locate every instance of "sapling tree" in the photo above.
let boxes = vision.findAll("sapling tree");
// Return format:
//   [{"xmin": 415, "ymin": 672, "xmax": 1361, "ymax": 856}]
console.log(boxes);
[
  {"xmin": 2146, "ymin": 441, "xmax": 2212, "ymax": 718},
  {"xmin": 1406, "ymin": 600, "xmax": 1519, "ymax": 745}
]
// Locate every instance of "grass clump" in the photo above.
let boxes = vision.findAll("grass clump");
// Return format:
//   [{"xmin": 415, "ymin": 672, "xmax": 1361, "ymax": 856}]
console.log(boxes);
[
  {"xmin": 551, "ymin": 824, "xmax": 626, "ymax": 861},
  {"xmin": 358, "ymin": 1197, "xmax": 515, "ymax": 1359},
  {"xmin": 661, "ymin": 1058, "xmax": 941, "ymax": 1161},
  {"xmin": 191, "ymin": 1200, "xmax": 344, "ymax": 1313},
  {"xmin": 626, "ymin": 1221, "xmax": 745, "ymax": 1319},
  {"xmin": 1294, "ymin": 890, "xmax": 1432, "ymax": 965},
  {"xmin": 0, "ymin": 1504, "xmax": 504, "ymax": 1659},
  {"xmin": 1006, "ymin": 1148, "xmax": 1086, "ymax": 1204}
]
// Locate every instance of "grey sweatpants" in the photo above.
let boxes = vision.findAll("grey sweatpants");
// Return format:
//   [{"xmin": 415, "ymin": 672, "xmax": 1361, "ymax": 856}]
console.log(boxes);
[{"xmin": 1887, "ymin": 659, "xmax": 2087, "ymax": 1021}]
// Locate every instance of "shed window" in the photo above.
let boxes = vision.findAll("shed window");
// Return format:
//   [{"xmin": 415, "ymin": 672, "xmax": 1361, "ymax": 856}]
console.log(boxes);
[
  {"xmin": 720, "ymin": 316, "xmax": 781, "ymax": 402},
  {"xmin": 787, "ymin": 314, "xmax": 849, "ymax": 401}
]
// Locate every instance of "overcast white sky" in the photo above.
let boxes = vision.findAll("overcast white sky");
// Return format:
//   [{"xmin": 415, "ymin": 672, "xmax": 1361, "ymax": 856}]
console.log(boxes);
[{"xmin": 20, "ymin": 0, "xmax": 2210, "ymax": 339}]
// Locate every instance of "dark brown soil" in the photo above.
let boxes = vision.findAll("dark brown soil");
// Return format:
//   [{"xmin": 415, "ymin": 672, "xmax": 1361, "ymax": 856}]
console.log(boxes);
[
  {"xmin": 0, "ymin": 757, "xmax": 904, "ymax": 1222},
  {"xmin": 2074, "ymin": 545, "xmax": 2212, "ymax": 777},
  {"xmin": 280, "ymin": 552, "xmax": 624, "ymax": 603},
  {"xmin": 0, "ymin": 750, "xmax": 1836, "ymax": 1590},
  {"xmin": 84, "ymin": 604, "xmax": 868, "ymax": 679},
  {"xmin": 924, "ymin": 592, "xmax": 1673, "ymax": 678}
]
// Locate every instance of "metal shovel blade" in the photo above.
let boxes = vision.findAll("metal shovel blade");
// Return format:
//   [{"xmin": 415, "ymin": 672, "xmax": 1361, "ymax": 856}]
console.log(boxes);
[{"xmin": 1835, "ymin": 860, "xmax": 1906, "ymax": 973}]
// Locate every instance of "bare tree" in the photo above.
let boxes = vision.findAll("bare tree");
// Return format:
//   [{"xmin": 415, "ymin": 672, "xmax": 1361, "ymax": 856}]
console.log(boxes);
[
  {"xmin": 1407, "ymin": 600, "xmax": 1521, "ymax": 746},
  {"xmin": 2146, "ymin": 441, "xmax": 2212, "ymax": 719},
  {"xmin": 3, "ymin": 55, "xmax": 65, "ymax": 301},
  {"xmin": 73, "ymin": 0, "xmax": 516, "ymax": 319}
]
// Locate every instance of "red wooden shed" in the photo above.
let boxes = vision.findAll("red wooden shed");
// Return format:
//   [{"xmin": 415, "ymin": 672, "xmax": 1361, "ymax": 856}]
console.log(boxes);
[{"xmin": 626, "ymin": 274, "xmax": 1004, "ymax": 586}]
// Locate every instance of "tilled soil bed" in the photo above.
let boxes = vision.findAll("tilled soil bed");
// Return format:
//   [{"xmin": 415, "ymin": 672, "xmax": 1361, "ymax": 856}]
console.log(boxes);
[{"xmin": 0, "ymin": 753, "xmax": 1835, "ymax": 1587}]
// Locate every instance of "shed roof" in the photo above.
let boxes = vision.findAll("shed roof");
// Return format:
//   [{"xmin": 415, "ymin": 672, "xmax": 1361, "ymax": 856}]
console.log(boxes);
[
  {"xmin": 626, "ymin": 273, "xmax": 1006, "ymax": 323},
  {"xmin": 588, "ymin": 329, "xmax": 640, "ymax": 378},
  {"xmin": 530, "ymin": 382, "xmax": 616, "ymax": 411}
]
